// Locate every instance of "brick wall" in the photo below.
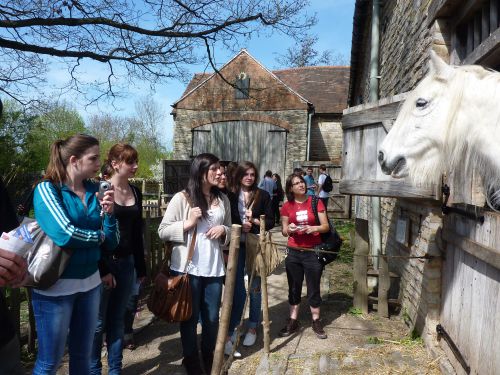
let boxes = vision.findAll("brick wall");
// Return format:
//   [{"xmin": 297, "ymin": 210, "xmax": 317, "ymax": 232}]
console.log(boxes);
[{"xmin": 310, "ymin": 114, "xmax": 343, "ymax": 162}]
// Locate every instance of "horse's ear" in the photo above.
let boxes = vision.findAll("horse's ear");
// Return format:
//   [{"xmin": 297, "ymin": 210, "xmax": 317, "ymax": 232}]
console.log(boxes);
[{"xmin": 429, "ymin": 50, "xmax": 453, "ymax": 80}]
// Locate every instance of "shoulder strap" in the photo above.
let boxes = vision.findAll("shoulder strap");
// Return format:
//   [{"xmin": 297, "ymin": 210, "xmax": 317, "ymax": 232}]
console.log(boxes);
[
  {"xmin": 311, "ymin": 195, "xmax": 320, "ymax": 225},
  {"xmin": 181, "ymin": 191, "xmax": 197, "ymax": 272}
]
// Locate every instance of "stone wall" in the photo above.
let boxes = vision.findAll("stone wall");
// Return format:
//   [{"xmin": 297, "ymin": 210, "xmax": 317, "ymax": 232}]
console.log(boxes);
[
  {"xmin": 173, "ymin": 108, "xmax": 309, "ymax": 177},
  {"xmin": 350, "ymin": 0, "xmax": 449, "ymax": 347},
  {"xmin": 310, "ymin": 114, "xmax": 343, "ymax": 163}
]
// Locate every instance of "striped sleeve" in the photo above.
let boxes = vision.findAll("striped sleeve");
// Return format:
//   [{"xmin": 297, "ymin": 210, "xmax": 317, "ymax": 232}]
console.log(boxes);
[{"xmin": 34, "ymin": 181, "xmax": 101, "ymax": 248}]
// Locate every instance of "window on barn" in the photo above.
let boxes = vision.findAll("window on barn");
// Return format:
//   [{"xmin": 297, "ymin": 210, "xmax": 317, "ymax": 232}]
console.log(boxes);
[
  {"xmin": 447, "ymin": 0, "xmax": 500, "ymax": 68},
  {"xmin": 235, "ymin": 72, "xmax": 250, "ymax": 99}
]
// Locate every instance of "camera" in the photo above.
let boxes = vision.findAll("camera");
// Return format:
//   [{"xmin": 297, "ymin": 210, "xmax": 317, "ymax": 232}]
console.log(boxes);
[{"xmin": 98, "ymin": 181, "xmax": 111, "ymax": 200}]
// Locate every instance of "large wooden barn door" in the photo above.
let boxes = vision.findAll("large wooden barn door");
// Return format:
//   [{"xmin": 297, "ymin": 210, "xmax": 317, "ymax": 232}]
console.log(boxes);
[
  {"xmin": 440, "ymin": 213, "xmax": 500, "ymax": 374},
  {"xmin": 192, "ymin": 121, "xmax": 287, "ymax": 178}
]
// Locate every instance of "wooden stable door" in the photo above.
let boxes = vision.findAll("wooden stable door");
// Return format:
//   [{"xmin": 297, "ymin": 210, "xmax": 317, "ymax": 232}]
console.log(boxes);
[{"xmin": 192, "ymin": 121, "xmax": 287, "ymax": 178}]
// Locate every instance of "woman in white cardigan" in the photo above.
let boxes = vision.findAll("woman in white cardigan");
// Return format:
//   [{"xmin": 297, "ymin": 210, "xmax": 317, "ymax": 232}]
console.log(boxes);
[{"xmin": 158, "ymin": 153, "xmax": 231, "ymax": 375}]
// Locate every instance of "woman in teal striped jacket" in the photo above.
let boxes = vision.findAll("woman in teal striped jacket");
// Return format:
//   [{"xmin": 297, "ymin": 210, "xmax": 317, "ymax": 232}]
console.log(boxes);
[{"xmin": 31, "ymin": 134, "xmax": 119, "ymax": 375}]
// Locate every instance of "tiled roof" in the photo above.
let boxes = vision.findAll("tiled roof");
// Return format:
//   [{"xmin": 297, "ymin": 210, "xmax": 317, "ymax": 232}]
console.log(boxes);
[
  {"xmin": 273, "ymin": 66, "xmax": 350, "ymax": 113},
  {"xmin": 179, "ymin": 64, "xmax": 350, "ymax": 114}
]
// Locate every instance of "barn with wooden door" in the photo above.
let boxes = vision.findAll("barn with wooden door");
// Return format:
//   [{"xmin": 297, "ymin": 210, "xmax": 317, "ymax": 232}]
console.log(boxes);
[
  {"xmin": 171, "ymin": 49, "xmax": 349, "ymax": 178},
  {"xmin": 345, "ymin": 1, "xmax": 500, "ymax": 374}
]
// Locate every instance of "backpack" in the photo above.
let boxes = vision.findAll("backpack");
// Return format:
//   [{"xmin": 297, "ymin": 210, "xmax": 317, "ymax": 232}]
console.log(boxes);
[{"xmin": 322, "ymin": 174, "xmax": 333, "ymax": 193}]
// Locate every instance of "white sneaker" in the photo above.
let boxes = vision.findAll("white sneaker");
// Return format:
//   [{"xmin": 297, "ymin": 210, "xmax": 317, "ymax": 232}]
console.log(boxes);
[
  {"xmin": 243, "ymin": 331, "xmax": 257, "ymax": 347},
  {"xmin": 224, "ymin": 340, "xmax": 242, "ymax": 358}
]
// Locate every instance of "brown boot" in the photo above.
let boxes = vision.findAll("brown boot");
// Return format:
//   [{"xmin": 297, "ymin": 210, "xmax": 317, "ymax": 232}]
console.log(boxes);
[
  {"xmin": 312, "ymin": 319, "xmax": 327, "ymax": 339},
  {"xmin": 279, "ymin": 318, "xmax": 300, "ymax": 337},
  {"xmin": 182, "ymin": 353, "xmax": 204, "ymax": 375}
]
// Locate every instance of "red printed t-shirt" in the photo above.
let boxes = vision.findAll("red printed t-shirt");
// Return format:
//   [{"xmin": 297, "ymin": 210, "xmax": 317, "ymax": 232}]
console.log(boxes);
[{"xmin": 280, "ymin": 196, "xmax": 325, "ymax": 249}]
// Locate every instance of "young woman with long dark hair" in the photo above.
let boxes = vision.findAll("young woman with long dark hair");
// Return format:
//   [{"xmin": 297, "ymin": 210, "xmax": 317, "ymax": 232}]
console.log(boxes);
[
  {"xmin": 158, "ymin": 153, "xmax": 231, "ymax": 375},
  {"xmin": 225, "ymin": 161, "xmax": 274, "ymax": 356},
  {"xmin": 31, "ymin": 134, "xmax": 119, "ymax": 375},
  {"xmin": 279, "ymin": 173, "xmax": 329, "ymax": 340},
  {"xmin": 91, "ymin": 143, "xmax": 146, "ymax": 375}
]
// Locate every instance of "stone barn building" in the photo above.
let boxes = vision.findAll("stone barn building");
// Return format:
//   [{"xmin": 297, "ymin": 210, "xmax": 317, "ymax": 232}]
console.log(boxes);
[
  {"xmin": 171, "ymin": 49, "xmax": 349, "ymax": 178},
  {"xmin": 344, "ymin": 1, "xmax": 500, "ymax": 374}
]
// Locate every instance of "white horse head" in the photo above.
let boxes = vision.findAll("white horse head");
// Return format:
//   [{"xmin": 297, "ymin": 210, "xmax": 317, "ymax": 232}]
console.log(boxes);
[{"xmin": 378, "ymin": 51, "xmax": 500, "ymax": 209}]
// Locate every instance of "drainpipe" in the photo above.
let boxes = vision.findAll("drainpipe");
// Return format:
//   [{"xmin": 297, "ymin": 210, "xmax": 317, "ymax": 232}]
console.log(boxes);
[
  {"xmin": 370, "ymin": 0, "xmax": 382, "ymax": 269},
  {"xmin": 306, "ymin": 106, "xmax": 314, "ymax": 161}
]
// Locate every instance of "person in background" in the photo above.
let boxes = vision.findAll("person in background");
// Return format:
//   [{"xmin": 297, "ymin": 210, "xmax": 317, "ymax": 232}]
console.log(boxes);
[
  {"xmin": 258, "ymin": 170, "xmax": 276, "ymax": 198},
  {"xmin": 226, "ymin": 162, "xmax": 274, "ymax": 356},
  {"xmin": 272, "ymin": 173, "xmax": 284, "ymax": 225},
  {"xmin": 316, "ymin": 164, "xmax": 330, "ymax": 211},
  {"xmin": 0, "ymin": 176, "xmax": 27, "ymax": 375},
  {"xmin": 91, "ymin": 144, "xmax": 146, "ymax": 375},
  {"xmin": 31, "ymin": 134, "xmax": 119, "ymax": 375},
  {"xmin": 225, "ymin": 161, "xmax": 238, "ymax": 192},
  {"xmin": 303, "ymin": 167, "xmax": 316, "ymax": 196},
  {"xmin": 279, "ymin": 173, "xmax": 329, "ymax": 340},
  {"xmin": 217, "ymin": 164, "xmax": 228, "ymax": 195},
  {"xmin": 158, "ymin": 153, "xmax": 231, "ymax": 375},
  {"xmin": 293, "ymin": 167, "xmax": 304, "ymax": 176}
]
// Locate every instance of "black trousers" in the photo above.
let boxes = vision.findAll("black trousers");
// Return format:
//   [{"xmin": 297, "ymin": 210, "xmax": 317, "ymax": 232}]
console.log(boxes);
[{"xmin": 285, "ymin": 248, "xmax": 323, "ymax": 308}]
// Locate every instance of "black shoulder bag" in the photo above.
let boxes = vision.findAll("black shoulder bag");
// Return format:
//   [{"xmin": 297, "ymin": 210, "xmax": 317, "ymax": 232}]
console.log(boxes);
[{"xmin": 311, "ymin": 196, "xmax": 343, "ymax": 266}]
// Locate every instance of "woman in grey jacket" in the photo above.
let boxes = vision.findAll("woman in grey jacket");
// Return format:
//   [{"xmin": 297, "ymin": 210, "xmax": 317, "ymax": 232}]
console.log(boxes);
[{"xmin": 158, "ymin": 153, "xmax": 231, "ymax": 375}]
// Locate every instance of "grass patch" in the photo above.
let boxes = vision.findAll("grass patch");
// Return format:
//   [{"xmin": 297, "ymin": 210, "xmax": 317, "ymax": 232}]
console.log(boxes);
[
  {"xmin": 348, "ymin": 307, "xmax": 363, "ymax": 316},
  {"xmin": 367, "ymin": 336, "xmax": 383, "ymax": 344},
  {"xmin": 333, "ymin": 220, "xmax": 354, "ymax": 263}
]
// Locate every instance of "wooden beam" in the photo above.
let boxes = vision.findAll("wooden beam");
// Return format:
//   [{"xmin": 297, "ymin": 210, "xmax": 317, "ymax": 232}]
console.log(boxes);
[
  {"xmin": 342, "ymin": 93, "xmax": 407, "ymax": 130},
  {"xmin": 442, "ymin": 228, "xmax": 500, "ymax": 270},
  {"xmin": 339, "ymin": 180, "xmax": 438, "ymax": 199},
  {"xmin": 450, "ymin": 0, "xmax": 484, "ymax": 30},
  {"xmin": 463, "ymin": 20, "xmax": 500, "ymax": 65},
  {"xmin": 353, "ymin": 219, "xmax": 369, "ymax": 314}
]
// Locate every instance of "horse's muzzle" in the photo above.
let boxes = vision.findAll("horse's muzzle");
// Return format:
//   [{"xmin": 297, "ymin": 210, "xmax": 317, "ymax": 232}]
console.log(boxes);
[{"xmin": 378, "ymin": 151, "xmax": 407, "ymax": 177}]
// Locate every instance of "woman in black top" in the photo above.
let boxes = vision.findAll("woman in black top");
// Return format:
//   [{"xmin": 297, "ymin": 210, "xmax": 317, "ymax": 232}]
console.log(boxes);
[
  {"xmin": 225, "ymin": 161, "xmax": 274, "ymax": 355},
  {"xmin": 91, "ymin": 144, "xmax": 146, "ymax": 375}
]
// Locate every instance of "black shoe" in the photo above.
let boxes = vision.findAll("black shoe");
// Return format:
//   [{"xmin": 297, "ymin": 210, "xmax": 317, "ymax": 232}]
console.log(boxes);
[
  {"xmin": 202, "ymin": 351, "xmax": 213, "ymax": 374},
  {"xmin": 182, "ymin": 354, "xmax": 204, "ymax": 375},
  {"xmin": 279, "ymin": 318, "xmax": 299, "ymax": 337},
  {"xmin": 312, "ymin": 319, "xmax": 327, "ymax": 339}
]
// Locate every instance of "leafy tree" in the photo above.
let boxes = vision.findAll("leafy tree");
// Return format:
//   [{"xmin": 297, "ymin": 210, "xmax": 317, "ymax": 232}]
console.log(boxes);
[
  {"xmin": 23, "ymin": 102, "xmax": 86, "ymax": 173},
  {"xmin": 275, "ymin": 35, "xmax": 348, "ymax": 68},
  {"xmin": 88, "ymin": 96, "xmax": 169, "ymax": 178},
  {"xmin": 0, "ymin": 0, "xmax": 315, "ymax": 106}
]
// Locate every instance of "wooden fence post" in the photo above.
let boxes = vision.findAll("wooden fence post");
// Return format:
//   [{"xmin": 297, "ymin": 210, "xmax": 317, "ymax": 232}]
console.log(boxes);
[
  {"xmin": 258, "ymin": 215, "xmax": 271, "ymax": 355},
  {"xmin": 212, "ymin": 224, "xmax": 241, "ymax": 375},
  {"xmin": 353, "ymin": 218, "xmax": 369, "ymax": 314}
]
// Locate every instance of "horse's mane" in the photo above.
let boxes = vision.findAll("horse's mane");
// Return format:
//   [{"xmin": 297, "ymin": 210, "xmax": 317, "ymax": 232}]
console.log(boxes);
[{"xmin": 403, "ymin": 64, "xmax": 500, "ymax": 209}]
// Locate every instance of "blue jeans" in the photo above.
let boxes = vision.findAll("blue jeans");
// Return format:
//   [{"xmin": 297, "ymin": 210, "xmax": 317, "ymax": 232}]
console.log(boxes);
[
  {"xmin": 31, "ymin": 284, "xmax": 102, "ymax": 375},
  {"xmin": 170, "ymin": 270, "xmax": 223, "ymax": 358},
  {"xmin": 228, "ymin": 242, "xmax": 262, "ymax": 334},
  {"xmin": 91, "ymin": 255, "xmax": 135, "ymax": 375}
]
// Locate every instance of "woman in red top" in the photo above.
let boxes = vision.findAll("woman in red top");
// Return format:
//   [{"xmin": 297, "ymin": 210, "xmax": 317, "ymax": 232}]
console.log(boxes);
[{"xmin": 279, "ymin": 173, "xmax": 329, "ymax": 339}]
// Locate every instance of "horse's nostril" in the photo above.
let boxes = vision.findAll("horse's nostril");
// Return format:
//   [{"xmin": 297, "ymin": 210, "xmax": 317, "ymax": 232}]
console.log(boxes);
[{"xmin": 378, "ymin": 151, "xmax": 385, "ymax": 163}]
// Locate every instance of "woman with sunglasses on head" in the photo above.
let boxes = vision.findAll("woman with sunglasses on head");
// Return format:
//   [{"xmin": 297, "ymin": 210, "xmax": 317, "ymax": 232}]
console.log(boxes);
[
  {"xmin": 91, "ymin": 143, "xmax": 146, "ymax": 375},
  {"xmin": 225, "ymin": 161, "xmax": 274, "ymax": 357},
  {"xmin": 31, "ymin": 134, "xmax": 119, "ymax": 375},
  {"xmin": 158, "ymin": 153, "xmax": 231, "ymax": 375},
  {"xmin": 279, "ymin": 173, "xmax": 329, "ymax": 340}
]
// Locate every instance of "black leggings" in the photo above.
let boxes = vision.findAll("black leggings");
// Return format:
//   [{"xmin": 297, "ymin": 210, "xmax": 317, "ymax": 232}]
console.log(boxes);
[{"xmin": 285, "ymin": 248, "xmax": 324, "ymax": 308}]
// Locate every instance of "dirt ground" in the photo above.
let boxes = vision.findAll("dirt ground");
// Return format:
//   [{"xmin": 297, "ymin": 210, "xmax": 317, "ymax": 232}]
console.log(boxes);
[{"xmin": 51, "ymin": 227, "xmax": 441, "ymax": 375}]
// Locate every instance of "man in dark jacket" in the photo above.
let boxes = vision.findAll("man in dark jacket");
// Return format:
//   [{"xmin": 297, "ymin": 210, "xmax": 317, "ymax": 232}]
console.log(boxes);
[{"xmin": 0, "ymin": 100, "xmax": 27, "ymax": 374}]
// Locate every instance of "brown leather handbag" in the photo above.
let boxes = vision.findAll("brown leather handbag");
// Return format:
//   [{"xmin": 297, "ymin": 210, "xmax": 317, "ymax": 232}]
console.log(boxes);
[{"xmin": 148, "ymin": 226, "xmax": 197, "ymax": 323}]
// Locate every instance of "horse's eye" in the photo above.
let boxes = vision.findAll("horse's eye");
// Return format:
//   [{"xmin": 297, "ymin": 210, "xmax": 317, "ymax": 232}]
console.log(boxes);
[{"xmin": 416, "ymin": 98, "xmax": 429, "ymax": 108}]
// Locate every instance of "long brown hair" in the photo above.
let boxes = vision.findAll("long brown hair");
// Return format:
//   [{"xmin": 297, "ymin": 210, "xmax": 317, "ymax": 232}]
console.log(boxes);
[
  {"xmin": 103, "ymin": 143, "xmax": 138, "ymax": 177},
  {"xmin": 232, "ymin": 161, "xmax": 259, "ymax": 194},
  {"xmin": 44, "ymin": 134, "xmax": 99, "ymax": 184}
]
